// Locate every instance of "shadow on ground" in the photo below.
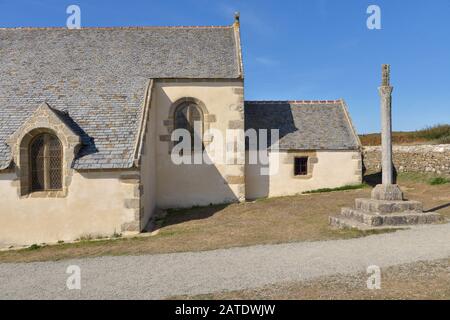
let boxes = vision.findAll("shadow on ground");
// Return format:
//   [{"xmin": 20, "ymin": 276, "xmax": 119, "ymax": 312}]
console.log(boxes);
[
  {"xmin": 363, "ymin": 169, "xmax": 398, "ymax": 187},
  {"xmin": 156, "ymin": 204, "xmax": 231, "ymax": 230},
  {"xmin": 425, "ymin": 203, "xmax": 450, "ymax": 213}
]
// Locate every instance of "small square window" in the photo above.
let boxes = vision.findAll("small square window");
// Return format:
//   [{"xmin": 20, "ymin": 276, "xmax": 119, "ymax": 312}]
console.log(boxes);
[{"xmin": 294, "ymin": 157, "xmax": 308, "ymax": 176}]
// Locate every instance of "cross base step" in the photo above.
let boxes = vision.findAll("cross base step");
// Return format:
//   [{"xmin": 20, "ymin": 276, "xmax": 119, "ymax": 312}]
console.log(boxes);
[
  {"xmin": 329, "ymin": 197, "xmax": 443, "ymax": 230},
  {"xmin": 329, "ymin": 216, "xmax": 411, "ymax": 231}
]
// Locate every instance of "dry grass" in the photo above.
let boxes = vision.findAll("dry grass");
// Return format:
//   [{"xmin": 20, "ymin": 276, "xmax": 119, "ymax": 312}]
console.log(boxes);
[
  {"xmin": 359, "ymin": 124, "xmax": 450, "ymax": 146},
  {"xmin": 1, "ymin": 174, "xmax": 449, "ymax": 263},
  {"xmin": 360, "ymin": 132, "xmax": 428, "ymax": 146},
  {"xmin": 176, "ymin": 259, "xmax": 449, "ymax": 300}
]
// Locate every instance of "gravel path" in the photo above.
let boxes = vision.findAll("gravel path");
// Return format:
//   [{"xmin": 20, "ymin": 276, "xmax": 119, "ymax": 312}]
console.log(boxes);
[{"xmin": 1, "ymin": 224, "xmax": 449, "ymax": 299}]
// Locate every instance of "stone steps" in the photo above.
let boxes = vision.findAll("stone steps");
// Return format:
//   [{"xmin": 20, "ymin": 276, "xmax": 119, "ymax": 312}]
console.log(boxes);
[
  {"xmin": 354, "ymin": 198, "xmax": 422, "ymax": 214},
  {"xmin": 328, "ymin": 215, "xmax": 407, "ymax": 231},
  {"xmin": 339, "ymin": 207, "xmax": 442, "ymax": 227},
  {"xmin": 329, "ymin": 184, "xmax": 443, "ymax": 230}
]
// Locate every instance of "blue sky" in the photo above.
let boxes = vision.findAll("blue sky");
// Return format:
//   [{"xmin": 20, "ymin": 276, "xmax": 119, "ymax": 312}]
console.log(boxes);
[{"xmin": 1, "ymin": 0, "xmax": 449, "ymax": 133}]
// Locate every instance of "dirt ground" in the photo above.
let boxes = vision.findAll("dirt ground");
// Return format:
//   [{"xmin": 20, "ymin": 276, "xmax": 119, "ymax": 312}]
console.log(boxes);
[
  {"xmin": 0, "ymin": 173, "xmax": 449, "ymax": 263},
  {"xmin": 175, "ymin": 258, "xmax": 449, "ymax": 300}
]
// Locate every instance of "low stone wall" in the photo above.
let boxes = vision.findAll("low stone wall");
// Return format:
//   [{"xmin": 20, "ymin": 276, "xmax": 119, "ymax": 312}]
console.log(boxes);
[{"xmin": 362, "ymin": 144, "xmax": 450, "ymax": 175}]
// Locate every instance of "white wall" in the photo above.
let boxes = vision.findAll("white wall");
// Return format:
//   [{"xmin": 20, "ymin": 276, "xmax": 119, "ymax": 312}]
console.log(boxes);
[
  {"xmin": 153, "ymin": 80, "xmax": 245, "ymax": 209},
  {"xmin": 246, "ymin": 150, "xmax": 362, "ymax": 199},
  {"xmin": 0, "ymin": 170, "xmax": 136, "ymax": 245}
]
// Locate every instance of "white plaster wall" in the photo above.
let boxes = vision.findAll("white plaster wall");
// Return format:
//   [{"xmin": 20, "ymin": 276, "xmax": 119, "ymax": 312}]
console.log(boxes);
[
  {"xmin": 245, "ymin": 150, "xmax": 362, "ymax": 199},
  {"xmin": 153, "ymin": 81, "xmax": 244, "ymax": 209},
  {"xmin": 0, "ymin": 170, "xmax": 135, "ymax": 245},
  {"xmin": 156, "ymin": 162, "xmax": 240, "ymax": 208}
]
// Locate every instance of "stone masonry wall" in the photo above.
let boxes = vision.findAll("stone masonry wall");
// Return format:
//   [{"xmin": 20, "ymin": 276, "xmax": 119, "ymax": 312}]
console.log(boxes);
[{"xmin": 363, "ymin": 144, "xmax": 450, "ymax": 176}]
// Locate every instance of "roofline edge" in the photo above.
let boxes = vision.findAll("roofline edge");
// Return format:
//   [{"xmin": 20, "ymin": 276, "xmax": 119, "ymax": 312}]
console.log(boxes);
[
  {"xmin": 0, "ymin": 25, "xmax": 235, "ymax": 31},
  {"xmin": 133, "ymin": 79, "xmax": 155, "ymax": 168},
  {"xmin": 233, "ymin": 17, "xmax": 244, "ymax": 79},
  {"xmin": 339, "ymin": 99, "xmax": 362, "ymax": 150},
  {"xmin": 244, "ymin": 100, "xmax": 342, "ymax": 104}
]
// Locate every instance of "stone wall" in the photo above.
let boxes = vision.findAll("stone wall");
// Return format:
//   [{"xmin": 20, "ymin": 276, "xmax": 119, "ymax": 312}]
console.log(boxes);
[{"xmin": 362, "ymin": 144, "xmax": 450, "ymax": 176}]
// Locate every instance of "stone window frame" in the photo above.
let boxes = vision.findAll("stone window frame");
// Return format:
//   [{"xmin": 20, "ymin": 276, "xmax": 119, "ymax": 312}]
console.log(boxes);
[
  {"xmin": 161, "ymin": 97, "xmax": 216, "ymax": 153},
  {"xmin": 283, "ymin": 150, "xmax": 318, "ymax": 180},
  {"xmin": 7, "ymin": 103, "xmax": 82, "ymax": 198},
  {"xmin": 173, "ymin": 100, "xmax": 204, "ymax": 152},
  {"xmin": 29, "ymin": 132, "xmax": 64, "ymax": 192}
]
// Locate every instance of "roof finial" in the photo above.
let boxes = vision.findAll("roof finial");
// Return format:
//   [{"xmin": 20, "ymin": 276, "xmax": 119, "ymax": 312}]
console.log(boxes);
[
  {"xmin": 234, "ymin": 12, "xmax": 240, "ymax": 25},
  {"xmin": 381, "ymin": 64, "xmax": 390, "ymax": 86}
]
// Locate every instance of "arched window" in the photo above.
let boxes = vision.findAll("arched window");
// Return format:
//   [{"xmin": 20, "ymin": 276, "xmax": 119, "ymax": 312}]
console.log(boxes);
[
  {"xmin": 29, "ymin": 133, "xmax": 63, "ymax": 191},
  {"xmin": 174, "ymin": 102, "xmax": 203, "ymax": 149}
]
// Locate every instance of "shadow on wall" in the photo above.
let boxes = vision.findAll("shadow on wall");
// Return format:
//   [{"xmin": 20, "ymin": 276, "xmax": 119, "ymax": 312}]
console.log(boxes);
[
  {"xmin": 245, "ymin": 162, "xmax": 270, "ymax": 200},
  {"xmin": 244, "ymin": 103, "xmax": 297, "ymax": 199},
  {"xmin": 245, "ymin": 102, "xmax": 297, "ymax": 149},
  {"xmin": 156, "ymin": 87, "xmax": 240, "ymax": 208},
  {"xmin": 77, "ymin": 170, "xmax": 125, "ymax": 180}
]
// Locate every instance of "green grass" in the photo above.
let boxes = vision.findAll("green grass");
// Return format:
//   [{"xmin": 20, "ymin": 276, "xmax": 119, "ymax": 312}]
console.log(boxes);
[
  {"xmin": 429, "ymin": 177, "xmax": 450, "ymax": 185},
  {"xmin": 415, "ymin": 124, "xmax": 450, "ymax": 141},
  {"xmin": 397, "ymin": 172, "xmax": 441, "ymax": 184},
  {"xmin": 27, "ymin": 244, "xmax": 41, "ymax": 251},
  {"xmin": 396, "ymin": 172, "xmax": 450, "ymax": 186},
  {"xmin": 437, "ymin": 134, "xmax": 450, "ymax": 144},
  {"xmin": 303, "ymin": 184, "xmax": 367, "ymax": 194}
]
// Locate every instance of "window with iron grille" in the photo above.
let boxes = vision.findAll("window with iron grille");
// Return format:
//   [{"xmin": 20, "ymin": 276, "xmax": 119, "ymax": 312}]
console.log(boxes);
[
  {"xmin": 29, "ymin": 133, "xmax": 63, "ymax": 191},
  {"xmin": 174, "ymin": 102, "xmax": 203, "ymax": 150},
  {"xmin": 294, "ymin": 157, "xmax": 308, "ymax": 176}
]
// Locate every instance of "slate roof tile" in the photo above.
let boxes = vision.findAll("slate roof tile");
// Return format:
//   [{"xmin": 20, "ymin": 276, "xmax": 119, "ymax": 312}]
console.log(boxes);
[
  {"xmin": 0, "ymin": 26, "xmax": 240, "ymax": 169},
  {"xmin": 244, "ymin": 101, "xmax": 360, "ymax": 150}
]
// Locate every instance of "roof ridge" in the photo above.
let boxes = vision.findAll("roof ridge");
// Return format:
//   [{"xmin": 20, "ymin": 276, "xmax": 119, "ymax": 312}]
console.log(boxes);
[
  {"xmin": 245, "ymin": 99, "xmax": 343, "ymax": 104},
  {"xmin": 0, "ymin": 25, "xmax": 233, "ymax": 31}
]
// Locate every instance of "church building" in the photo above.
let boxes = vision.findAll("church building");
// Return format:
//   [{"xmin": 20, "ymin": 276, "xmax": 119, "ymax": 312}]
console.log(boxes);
[{"xmin": 0, "ymin": 16, "xmax": 361, "ymax": 245}]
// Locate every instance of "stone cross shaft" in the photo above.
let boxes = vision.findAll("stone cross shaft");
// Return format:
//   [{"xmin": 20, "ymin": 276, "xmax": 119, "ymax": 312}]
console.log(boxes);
[
  {"xmin": 379, "ymin": 64, "xmax": 394, "ymax": 185},
  {"xmin": 371, "ymin": 64, "xmax": 403, "ymax": 201}
]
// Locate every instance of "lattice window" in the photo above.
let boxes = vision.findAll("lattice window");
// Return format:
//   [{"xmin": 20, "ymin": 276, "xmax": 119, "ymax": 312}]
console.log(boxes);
[
  {"xmin": 174, "ymin": 102, "xmax": 203, "ymax": 150},
  {"xmin": 29, "ymin": 133, "xmax": 63, "ymax": 191},
  {"xmin": 294, "ymin": 157, "xmax": 308, "ymax": 176}
]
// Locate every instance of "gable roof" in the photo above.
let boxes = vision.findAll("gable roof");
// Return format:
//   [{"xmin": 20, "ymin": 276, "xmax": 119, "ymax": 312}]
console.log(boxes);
[
  {"xmin": 0, "ymin": 25, "xmax": 242, "ymax": 170},
  {"xmin": 244, "ymin": 100, "xmax": 361, "ymax": 150}
]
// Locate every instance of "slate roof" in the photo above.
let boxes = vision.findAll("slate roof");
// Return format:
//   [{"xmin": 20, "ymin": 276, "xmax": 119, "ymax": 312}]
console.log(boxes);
[
  {"xmin": 0, "ymin": 26, "xmax": 241, "ymax": 169},
  {"xmin": 244, "ymin": 100, "xmax": 361, "ymax": 150}
]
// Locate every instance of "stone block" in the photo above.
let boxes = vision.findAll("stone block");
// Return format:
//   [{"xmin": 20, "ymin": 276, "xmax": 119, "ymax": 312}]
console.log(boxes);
[
  {"xmin": 228, "ymin": 120, "xmax": 244, "ymax": 129},
  {"xmin": 354, "ymin": 198, "xmax": 423, "ymax": 214},
  {"xmin": 159, "ymin": 135, "xmax": 171, "ymax": 142},
  {"xmin": 226, "ymin": 175, "xmax": 245, "ymax": 184},
  {"xmin": 371, "ymin": 184, "xmax": 403, "ymax": 201},
  {"xmin": 331, "ymin": 210, "xmax": 441, "ymax": 230},
  {"xmin": 133, "ymin": 184, "xmax": 143, "ymax": 197},
  {"xmin": 233, "ymin": 87, "xmax": 244, "ymax": 95},
  {"xmin": 120, "ymin": 174, "xmax": 140, "ymax": 184},
  {"xmin": 204, "ymin": 114, "xmax": 216, "ymax": 123},
  {"xmin": 309, "ymin": 157, "xmax": 318, "ymax": 164},
  {"xmin": 124, "ymin": 198, "xmax": 140, "ymax": 209},
  {"xmin": 121, "ymin": 221, "xmax": 140, "ymax": 232}
]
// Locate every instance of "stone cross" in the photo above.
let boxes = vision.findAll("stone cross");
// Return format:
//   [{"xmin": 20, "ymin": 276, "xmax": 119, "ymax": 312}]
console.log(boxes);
[
  {"xmin": 371, "ymin": 64, "xmax": 403, "ymax": 201},
  {"xmin": 330, "ymin": 64, "xmax": 441, "ymax": 230},
  {"xmin": 380, "ymin": 64, "xmax": 393, "ymax": 184}
]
